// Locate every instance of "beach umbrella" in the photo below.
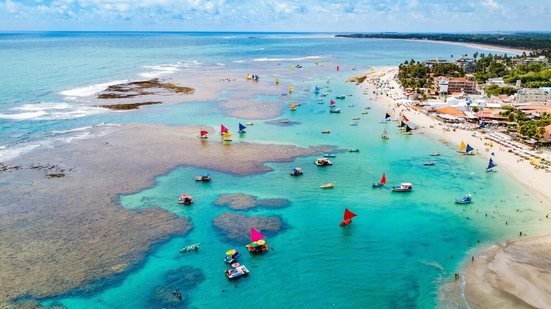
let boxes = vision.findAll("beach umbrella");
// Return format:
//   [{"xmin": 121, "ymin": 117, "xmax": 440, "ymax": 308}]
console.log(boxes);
[{"xmin": 226, "ymin": 249, "xmax": 236, "ymax": 255}]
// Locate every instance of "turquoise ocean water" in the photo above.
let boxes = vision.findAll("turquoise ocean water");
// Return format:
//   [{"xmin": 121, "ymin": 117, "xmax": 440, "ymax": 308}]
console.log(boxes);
[{"xmin": 1, "ymin": 33, "xmax": 547, "ymax": 308}]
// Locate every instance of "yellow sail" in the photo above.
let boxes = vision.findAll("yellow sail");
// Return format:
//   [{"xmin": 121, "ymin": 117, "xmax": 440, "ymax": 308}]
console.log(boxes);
[
  {"xmin": 289, "ymin": 85, "xmax": 293, "ymax": 93},
  {"xmin": 290, "ymin": 65, "xmax": 294, "ymax": 71},
  {"xmin": 246, "ymin": 74, "xmax": 251, "ymax": 80},
  {"xmin": 370, "ymin": 66, "xmax": 375, "ymax": 73},
  {"xmin": 290, "ymin": 102, "xmax": 297, "ymax": 110},
  {"xmin": 275, "ymin": 78, "xmax": 280, "ymax": 85},
  {"xmin": 459, "ymin": 141, "xmax": 466, "ymax": 152}
]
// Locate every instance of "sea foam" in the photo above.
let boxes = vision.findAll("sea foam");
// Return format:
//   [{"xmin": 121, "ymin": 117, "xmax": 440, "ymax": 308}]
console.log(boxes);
[
  {"xmin": 0, "ymin": 102, "xmax": 106, "ymax": 121},
  {"xmin": 60, "ymin": 80, "xmax": 128, "ymax": 98}
]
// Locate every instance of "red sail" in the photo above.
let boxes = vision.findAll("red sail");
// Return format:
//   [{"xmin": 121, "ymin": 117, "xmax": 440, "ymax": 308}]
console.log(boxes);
[
  {"xmin": 403, "ymin": 115, "xmax": 409, "ymax": 122},
  {"xmin": 250, "ymin": 227, "xmax": 265, "ymax": 242},
  {"xmin": 220, "ymin": 124, "xmax": 228, "ymax": 135},
  {"xmin": 343, "ymin": 208, "xmax": 357, "ymax": 221},
  {"xmin": 336, "ymin": 65, "xmax": 340, "ymax": 71},
  {"xmin": 200, "ymin": 130, "xmax": 208, "ymax": 136},
  {"xmin": 380, "ymin": 173, "xmax": 387, "ymax": 185}
]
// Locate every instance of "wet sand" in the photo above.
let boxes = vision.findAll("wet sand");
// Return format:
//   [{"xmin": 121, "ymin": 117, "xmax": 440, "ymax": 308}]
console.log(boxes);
[{"xmin": 0, "ymin": 124, "xmax": 334, "ymax": 306}]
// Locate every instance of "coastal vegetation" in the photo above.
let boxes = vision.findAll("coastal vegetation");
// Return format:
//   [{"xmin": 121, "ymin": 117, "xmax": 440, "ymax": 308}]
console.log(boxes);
[
  {"xmin": 336, "ymin": 32, "xmax": 551, "ymax": 50},
  {"xmin": 397, "ymin": 60, "xmax": 464, "ymax": 95},
  {"xmin": 500, "ymin": 106, "xmax": 551, "ymax": 140}
]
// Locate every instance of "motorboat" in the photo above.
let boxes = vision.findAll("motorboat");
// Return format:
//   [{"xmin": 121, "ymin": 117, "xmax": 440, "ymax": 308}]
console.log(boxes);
[
  {"xmin": 455, "ymin": 194, "xmax": 472, "ymax": 204},
  {"xmin": 290, "ymin": 167, "xmax": 303, "ymax": 176},
  {"xmin": 329, "ymin": 108, "xmax": 341, "ymax": 113},
  {"xmin": 336, "ymin": 96, "xmax": 346, "ymax": 100},
  {"xmin": 350, "ymin": 122, "xmax": 359, "ymax": 126},
  {"xmin": 424, "ymin": 161, "xmax": 436, "ymax": 166},
  {"xmin": 225, "ymin": 265, "xmax": 249, "ymax": 279},
  {"xmin": 392, "ymin": 183, "xmax": 413, "ymax": 192},
  {"xmin": 178, "ymin": 194, "xmax": 193, "ymax": 205},
  {"xmin": 430, "ymin": 152, "xmax": 440, "ymax": 156},
  {"xmin": 348, "ymin": 148, "xmax": 360, "ymax": 153},
  {"xmin": 180, "ymin": 243, "xmax": 200, "ymax": 253},
  {"xmin": 321, "ymin": 153, "xmax": 336, "ymax": 157},
  {"xmin": 352, "ymin": 117, "xmax": 360, "ymax": 120},
  {"xmin": 280, "ymin": 119, "xmax": 289, "ymax": 124},
  {"xmin": 224, "ymin": 249, "xmax": 241, "ymax": 264},
  {"xmin": 320, "ymin": 182, "xmax": 335, "ymax": 189},
  {"xmin": 321, "ymin": 130, "xmax": 331, "ymax": 134},
  {"xmin": 195, "ymin": 173, "xmax": 211, "ymax": 182},
  {"xmin": 315, "ymin": 158, "xmax": 333, "ymax": 166}
]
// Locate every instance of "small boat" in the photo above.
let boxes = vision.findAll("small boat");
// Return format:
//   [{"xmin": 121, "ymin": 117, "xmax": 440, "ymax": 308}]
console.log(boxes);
[
  {"xmin": 280, "ymin": 119, "xmax": 289, "ymax": 124},
  {"xmin": 430, "ymin": 152, "xmax": 440, "ymax": 156},
  {"xmin": 352, "ymin": 117, "xmax": 360, "ymax": 120},
  {"xmin": 455, "ymin": 194, "xmax": 472, "ymax": 204},
  {"xmin": 336, "ymin": 96, "xmax": 346, "ymax": 100},
  {"xmin": 315, "ymin": 158, "xmax": 333, "ymax": 166},
  {"xmin": 348, "ymin": 104, "xmax": 355, "ymax": 107},
  {"xmin": 290, "ymin": 167, "xmax": 303, "ymax": 176},
  {"xmin": 350, "ymin": 122, "xmax": 359, "ymax": 126},
  {"xmin": 424, "ymin": 161, "xmax": 436, "ymax": 166},
  {"xmin": 321, "ymin": 153, "xmax": 336, "ymax": 157},
  {"xmin": 486, "ymin": 158, "xmax": 497, "ymax": 172},
  {"xmin": 321, "ymin": 130, "xmax": 331, "ymax": 134},
  {"xmin": 222, "ymin": 131, "xmax": 232, "ymax": 142},
  {"xmin": 225, "ymin": 265, "xmax": 250, "ymax": 279},
  {"xmin": 339, "ymin": 208, "xmax": 357, "ymax": 226},
  {"xmin": 372, "ymin": 173, "xmax": 387, "ymax": 188},
  {"xmin": 246, "ymin": 228, "xmax": 269, "ymax": 253},
  {"xmin": 224, "ymin": 249, "xmax": 241, "ymax": 264},
  {"xmin": 392, "ymin": 183, "xmax": 413, "ymax": 192},
  {"xmin": 365, "ymin": 107, "xmax": 371, "ymax": 110},
  {"xmin": 290, "ymin": 102, "xmax": 297, "ymax": 111},
  {"xmin": 180, "ymin": 243, "xmax": 200, "ymax": 253},
  {"xmin": 199, "ymin": 130, "xmax": 209, "ymax": 139},
  {"xmin": 361, "ymin": 112, "xmax": 369, "ymax": 115},
  {"xmin": 238, "ymin": 123, "xmax": 247, "ymax": 134},
  {"xmin": 348, "ymin": 148, "xmax": 360, "ymax": 153},
  {"xmin": 245, "ymin": 122, "xmax": 254, "ymax": 126},
  {"xmin": 329, "ymin": 108, "xmax": 341, "ymax": 113},
  {"xmin": 379, "ymin": 112, "xmax": 391, "ymax": 123},
  {"xmin": 195, "ymin": 173, "xmax": 211, "ymax": 182},
  {"xmin": 320, "ymin": 182, "xmax": 334, "ymax": 189},
  {"xmin": 178, "ymin": 194, "xmax": 193, "ymax": 205},
  {"xmin": 381, "ymin": 129, "xmax": 389, "ymax": 139}
]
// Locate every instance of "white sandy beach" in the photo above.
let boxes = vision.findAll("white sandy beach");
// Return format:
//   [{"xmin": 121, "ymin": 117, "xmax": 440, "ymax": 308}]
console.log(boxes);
[{"xmin": 355, "ymin": 67, "xmax": 551, "ymax": 309}]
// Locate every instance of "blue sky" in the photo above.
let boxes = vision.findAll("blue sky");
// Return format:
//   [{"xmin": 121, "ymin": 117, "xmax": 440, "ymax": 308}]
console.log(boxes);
[{"xmin": 0, "ymin": 0, "xmax": 550, "ymax": 31}]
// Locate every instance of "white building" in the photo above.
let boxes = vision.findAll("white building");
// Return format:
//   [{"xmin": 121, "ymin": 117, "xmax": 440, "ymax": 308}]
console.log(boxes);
[
  {"xmin": 487, "ymin": 78, "xmax": 506, "ymax": 87},
  {"xmin": 516, "ymin": 88, "xmax": 551, "ymax": 105}
]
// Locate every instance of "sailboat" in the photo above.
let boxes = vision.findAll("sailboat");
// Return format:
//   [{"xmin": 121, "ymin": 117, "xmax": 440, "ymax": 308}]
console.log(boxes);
[
  {"xmin": 404, "ymin": 125, "xmax": 413, "ymax": 135},
  {"xmin": 246, "ymin": 227, "xmax": 268, "ymax": 253},
  {"xmin": 220, "ymin": 124, "xmax": 228, "ymax": 135},
  {"xmin": 380, "ymin": 112, "xmax": 391, "ymax": 123},
  {"xmin": 372, "ymin": 173, "xmax": 387, "ymax": 188},
  {"xmin": 339, "ymin": 208, "xmax": 357, "ymax": 226},
  {"xmin": 238, "ymin": 123, "xmax": 247, "ymax": 134},
  {"xmin": 381, "ymin": 129, "xmax": 389, "ymax": 139},
  {"xmin": 329, "ymin": 100, "xmax": 341, "ymax": 113},
  {"xmin": 398, "ymin": 120, "xmax": 407, "ymax": 129},
  {"xmin": 289, "ymin": 85, "xmax": 293, "ymax": 93},
  {"xmin": 486, "ymin": 158, "xmax": 497, "ymax": 172},
  {"xmin": 223, "ymin": 131, "xmax": 232, "ymax": 142},
  {"xmin": 199, "ymin": 130, "xmax": 209, "ymax": 139},
  {"xmin": 314, "ymin": 86, "xmax": 320, "ymax": 94},
  {"xmin": 459, "ymin": 141, "xmax": 467, "ymax": 153},
  {"xmin": 465, "ymin": 144, "xmax": 474, "ymax": 155},
  {"xmin": 290, "ymin": 102, "xmax": 297, "ymax": 111},
  {"xmin": 275, "ymin": 78, "xmax": 280, "ymax": 85}
]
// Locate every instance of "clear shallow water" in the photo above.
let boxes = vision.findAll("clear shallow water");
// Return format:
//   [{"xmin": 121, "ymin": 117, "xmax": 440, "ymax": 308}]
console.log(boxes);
[{"xmin": 3, "ymin": 32, "xmax": 543, "ymax": 308}]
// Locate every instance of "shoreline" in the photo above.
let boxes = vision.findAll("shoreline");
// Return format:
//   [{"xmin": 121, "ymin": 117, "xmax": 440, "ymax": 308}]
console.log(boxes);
[{"xmin": 355, "ymin": 66, "xmax": 551, "ymax": 309}]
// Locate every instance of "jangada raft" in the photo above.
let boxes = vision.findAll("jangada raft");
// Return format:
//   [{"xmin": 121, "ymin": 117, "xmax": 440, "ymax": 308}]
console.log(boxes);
[
  {"xmin": 246, "ymin": 228, "xmax": 269, "ymax": 253},
  {"xmin": 178, "ymin": 193, "xmax": 193, "ymax": 205},
  {"xmin": 372, "ymin": 173, "xmax": 387, "ymax": 188},
  {"xmin": 320, "ymin": 182, "xmax": 334, "ymax": 189},
  {"xmin": 340, "ymin": 208, "xmax": 357, "ymax": 226}
]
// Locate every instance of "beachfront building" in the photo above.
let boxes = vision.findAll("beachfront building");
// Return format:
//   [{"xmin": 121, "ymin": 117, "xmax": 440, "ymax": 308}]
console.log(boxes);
[
  {"xmin": 516, "ymin": 88, "xmax": 551, "ymax": 105},
  {"xmin": 455, "ymin": 56, "xmax": 475, "ymax": 73},
  {"xmin": 475, "ymin": 109, "xmax": 508, "ymax": 124},
  {"xmin": 512, "ymin": 55, "xmax": 549, "ymax": 67},
  {"xmin": 435, "ymin": 107, "xmax": 467, "ymax": 123},
  {"xmin": 438, "ymin": 77, "xmax": 477, "ymax": 95}
]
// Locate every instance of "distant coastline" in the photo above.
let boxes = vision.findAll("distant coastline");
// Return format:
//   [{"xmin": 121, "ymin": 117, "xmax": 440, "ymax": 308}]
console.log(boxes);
[{"xmin": 334, "ymin": 32, "xmax": 551, "ymax": 54}]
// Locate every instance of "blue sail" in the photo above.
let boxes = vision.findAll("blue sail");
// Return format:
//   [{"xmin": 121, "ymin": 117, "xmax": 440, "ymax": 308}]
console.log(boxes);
[
  {"xmin": 238, "ymin": 123, "xmax": 247, "ymax": 132},
  {"xmin": 314, "ymin": 86, "xmax": 320, "ymax": 94},
  {"xmin": 465, "ymin": 144, "xmax": 474, "ymax": 153},
  {"xmin": 487, "ymin": 158, "xmax": 497, "ymax": 170}
]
